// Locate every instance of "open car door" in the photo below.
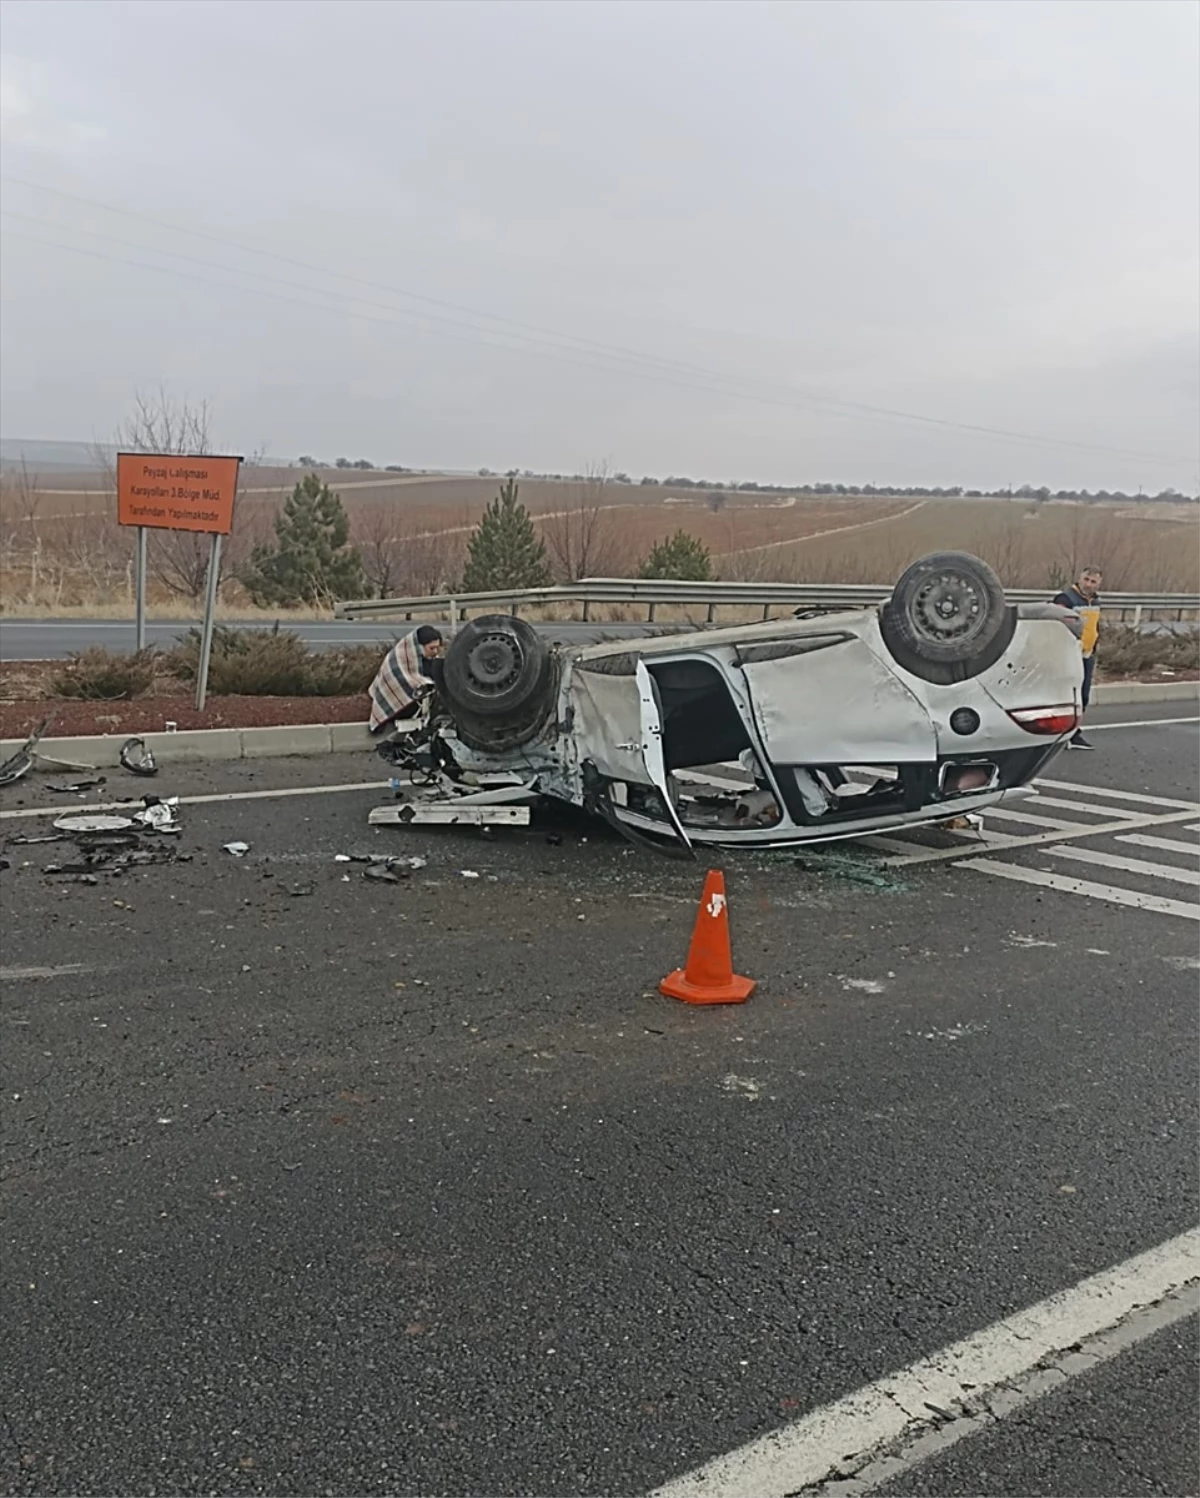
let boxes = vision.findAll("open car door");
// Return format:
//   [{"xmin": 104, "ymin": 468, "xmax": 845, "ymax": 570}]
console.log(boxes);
[{"xmin": 635, "ymin": 661, "xmax": 694, "ymax": 853}]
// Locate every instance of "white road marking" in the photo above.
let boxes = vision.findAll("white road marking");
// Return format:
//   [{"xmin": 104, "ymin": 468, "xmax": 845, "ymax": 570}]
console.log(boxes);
[
  {"xmin": 0, "ymin": 963, "xmax": 90, "ymax": 980},
  {"xmin": 881, "ymin": 807, "xmax": 1200, "ymax": 866},
  {"xmin": 649, "ymin": 1229, "xmax": 1200, "ymax": 1498},
  {"xmin": 1116, "ymin": 832, "xmax": 1200, "ymax": 858},
  {"xmin": 0, "ymin": 780, "xmax": 391, "ymax": 822},
  {"xmin": 1036, "ymin": 777, "xmax": 1200, "ymax": 811},
  {"xmin": 1044, "ymin": 843, "xmax": 1200, "ymax": 886},
  {"xmin": 1016, "ymin": 794, "xmax": 1130, "ymax": 817},
  {"xmin": 1084, "ymin": 715, "xmax": 1198, "ymax": 731},
  {"xmin": 1186, "ymin": 823, "xmax": 1200, "ymax": 833},
  {"xmin": 964, "ymin": 859, "xmax": 1200, "ymax": 920},
  {"xmin": 983, "ymin": 807, "xmax": 1102, "ymax": 830}
]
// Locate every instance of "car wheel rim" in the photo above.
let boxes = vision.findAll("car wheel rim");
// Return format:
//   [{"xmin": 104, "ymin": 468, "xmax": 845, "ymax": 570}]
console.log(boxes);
[
  {"xmin": 465, "ymin": 633, "xmax": 523, "ymax": 694},
  {"xmin": 908, "ymin": 572, "xmax": 987, "ymax": 644}
]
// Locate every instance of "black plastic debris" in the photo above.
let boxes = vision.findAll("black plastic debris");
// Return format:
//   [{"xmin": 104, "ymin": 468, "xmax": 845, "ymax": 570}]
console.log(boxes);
[
  {"xmin": 48, "ymin": 777, "xmax": 106, "ymax": 794},
  {"xmin": 119, "ymin": 737, "xmax": 158, "ymax": 777},
  {"xmin": 364, "ymin": 862, "xmax": 406, "ymax": 884}
]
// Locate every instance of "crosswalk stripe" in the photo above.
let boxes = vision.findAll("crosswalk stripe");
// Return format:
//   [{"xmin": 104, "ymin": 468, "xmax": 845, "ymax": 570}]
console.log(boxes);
[
  {"xmin": 964, "ymin": 859, "xmax": 1200, "ymax": 920},
  {"xmin": 1036, "ymin": 778, "xmax": 1200, "ymax": 812},
  {"xmin": 1021, "ymin": 794, "xmax": 1127, "ymax": 817},
  {"xmin": 984, "ymin": 807, "xmax": 1099, "ymax": 830},
  {"xmin": 881, "ymin": 806, "xmax": 1200, "ymax": 867},
  {"xmin": 1044, "ymin": 844, "xmax": 1200, "ymax": 886},
  {"xmin": 1115, "ymin": 833, "xmax": 1200, "ymax": 859}
]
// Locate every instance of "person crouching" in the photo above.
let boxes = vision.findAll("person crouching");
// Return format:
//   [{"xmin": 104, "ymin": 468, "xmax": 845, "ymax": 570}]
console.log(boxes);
[{"xmin": 367, "ymin": 625, "xmax": 444, "ymax": 735}]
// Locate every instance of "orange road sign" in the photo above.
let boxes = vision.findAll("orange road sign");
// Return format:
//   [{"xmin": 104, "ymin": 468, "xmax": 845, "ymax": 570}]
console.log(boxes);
[{"xmin": 117, "ymin": 452, "xmax": 242, "ymax": 535}]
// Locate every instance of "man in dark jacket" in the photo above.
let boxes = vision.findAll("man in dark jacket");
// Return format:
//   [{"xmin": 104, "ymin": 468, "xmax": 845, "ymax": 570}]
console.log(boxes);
[{"xmin": 1053, "ymin": 567, "xmax": 1102, "ymax": 749}]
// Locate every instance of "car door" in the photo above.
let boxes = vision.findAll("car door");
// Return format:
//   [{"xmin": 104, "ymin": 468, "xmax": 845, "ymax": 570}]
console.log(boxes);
[
  {"xmin": 635, "ymin": 660, "xmax": 693, "ymax": 851},
  {"xmin": 736, "ymin": 632, "xmax": 937, "ymax": 765}
]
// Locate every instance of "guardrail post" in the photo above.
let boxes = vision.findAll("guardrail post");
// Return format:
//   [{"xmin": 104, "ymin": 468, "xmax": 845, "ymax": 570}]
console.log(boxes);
[
  {"xmin": 448, "ymin": 596, "xmax": 458, "ymax": 629},
  {"xmin": 648, "ymin": 602, "xmax": 657, "ymax": 623},
  {"xmin": 706, "ymin": 602, "xmax": 716, "ymax": 625},
  {"xmin": 1132, "ymin": 604, "xmax": 1142, "ymax": 627},
  {"xmin": 761, "ymin": 603, "xmax": 771, "ymax": 622},
  {"xmin": 583, "ymin": 600, "xmax": 591, "ymax": 622}
]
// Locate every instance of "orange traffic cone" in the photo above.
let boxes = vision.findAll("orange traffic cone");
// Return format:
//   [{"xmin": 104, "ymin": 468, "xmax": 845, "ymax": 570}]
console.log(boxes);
[{"xmin": 659, "ymin": 869, "xmax": 756, "ymax": 1006}]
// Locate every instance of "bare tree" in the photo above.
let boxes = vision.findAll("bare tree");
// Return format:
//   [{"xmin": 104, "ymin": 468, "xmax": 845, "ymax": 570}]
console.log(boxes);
[
  {"xmin": 542, "ymin": 461, "xmax": 625, "ymax": 580},
  {"xmin": 0, "ymin": 460, "xmax": 45, "ymax": 598},
  {"xmin": 359, "ymin": 506, "xmax": 404, "ymax": 598}
]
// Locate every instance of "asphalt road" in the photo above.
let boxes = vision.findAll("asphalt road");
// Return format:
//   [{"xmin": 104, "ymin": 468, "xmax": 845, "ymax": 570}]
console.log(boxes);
[
  {"xmin": 1, "ymin": 705, "xmax": 1196, "ymax": 1496},
  {"xmin": 0, "ymin": 618, "xmax": 659, "ymax": 660}
]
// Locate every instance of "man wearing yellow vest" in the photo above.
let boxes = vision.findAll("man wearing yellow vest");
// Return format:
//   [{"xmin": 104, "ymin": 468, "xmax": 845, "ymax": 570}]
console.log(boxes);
[{"xmin": 1053, "ymin": 566, "xmax": 1102, "ymax": 749}]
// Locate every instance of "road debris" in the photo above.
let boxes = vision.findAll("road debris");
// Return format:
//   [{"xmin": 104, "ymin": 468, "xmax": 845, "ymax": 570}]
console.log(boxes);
[
  {"xmin": 223, "ymin": 842, "xmax": 250, "ymax": 857},
  {"xmin": 364, "ymin": 862, "xmax": 406, "ymax": 884},
  {"xmin": 53, "ymin": 814, "xmax": 135, "ymax": 834},
  {"xmin": 48, "ymin": 777, "xmax": 106, "ymax": 794},
  {"xmin": 134, "ymin": 797, "xmax": 181, "ymax": 834},
  {"xmin": 119, "ymin": 737, "xmax": 159, "ymax": 777}
]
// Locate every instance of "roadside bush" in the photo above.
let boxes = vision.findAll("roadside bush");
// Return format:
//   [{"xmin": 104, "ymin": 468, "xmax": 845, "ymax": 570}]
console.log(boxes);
[
  {"xmin": 305, "ymin": 644, "xmax": 386, "ymax": 696},
  {"xmin": 163, "ymin": 627, "xmax": 385, "ymax": 696},
  {"xmin": 1098, "ymin": 626, "xmax": 1199, "ymax": 678},
  {"xmin": 51, "ymin": 647, "xmax": 159, "ymax": 700}
]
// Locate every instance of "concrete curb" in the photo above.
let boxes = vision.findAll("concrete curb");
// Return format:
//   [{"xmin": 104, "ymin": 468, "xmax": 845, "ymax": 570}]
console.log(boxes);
[{"xmin": 1, "ymin": 680, "xmax": 1195, "ymax": 769}]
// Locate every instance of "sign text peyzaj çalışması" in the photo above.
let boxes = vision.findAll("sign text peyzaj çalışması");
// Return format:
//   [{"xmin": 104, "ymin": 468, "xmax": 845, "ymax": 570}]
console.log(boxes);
[{"xmin": 117, "ymin": 453, "xmax": 242, "ymax": 535}]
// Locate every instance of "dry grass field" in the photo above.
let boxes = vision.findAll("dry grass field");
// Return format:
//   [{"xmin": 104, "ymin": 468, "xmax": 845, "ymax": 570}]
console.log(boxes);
[{"xmin": 1, "ymin": 462, "xmax": 1197, "ymax": 615}]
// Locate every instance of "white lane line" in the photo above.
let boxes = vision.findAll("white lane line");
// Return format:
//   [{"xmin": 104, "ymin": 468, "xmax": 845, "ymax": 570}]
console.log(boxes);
[
  {"xmin": 649, "ymin": 1229, "xmax": 1200, "ymax": 1498},
  {"xmin": 1085, "ymin": 716, "xmax": 1199, "ymax": 731},
  {"xmin": 1184, "ymin": 823, "xmax": 1200, "ymax": 833},
  {"xmin": 1037, "ymin": 777, "xmax": 1200, "ymax": 811},
  {"xmin": 0, "ymin": 963, "xmax": 90, "ymax": 980},
  {"xmin": 0, "ymin": 780, "xmax": 391, "ymax": 822},
  {"xmin": 882, "ymin": 807, "xmax": 1200, "ymax": 866},
  {"xmin": 964, "ymin": 858, "xmax": 1200, "ymax": 920},
  {"xmin": 979, "ymin": 806, "xmax": 1110, "ymax": 830},
  {"xmin": 1116, "ymin": 832, "xmax": 1200, "ymax": 858},
  {"xmin": 1020, "ymin": 794, "xmax": 1133, "ymax": 817},
  {"xmin": 1044, "ymin": 843, "xmax": 1200, "ymax": 886}
]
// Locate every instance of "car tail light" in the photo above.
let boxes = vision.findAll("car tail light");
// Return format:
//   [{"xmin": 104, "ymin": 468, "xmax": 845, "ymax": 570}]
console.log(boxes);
[{"xmin": 1007, "ymin": 706, "xmax": 1079, "ymax": 736}]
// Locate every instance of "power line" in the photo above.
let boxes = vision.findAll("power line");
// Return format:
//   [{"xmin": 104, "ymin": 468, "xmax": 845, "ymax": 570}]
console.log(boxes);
[{"xmin": 1, "ymin": 177, "xmax": 1191, "ymax": 467}]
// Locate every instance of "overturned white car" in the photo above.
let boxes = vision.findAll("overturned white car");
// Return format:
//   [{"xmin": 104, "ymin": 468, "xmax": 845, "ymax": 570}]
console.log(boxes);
[{"xmin": 376, "ymin": 552, "xmax": 1085, "ymax": 856}]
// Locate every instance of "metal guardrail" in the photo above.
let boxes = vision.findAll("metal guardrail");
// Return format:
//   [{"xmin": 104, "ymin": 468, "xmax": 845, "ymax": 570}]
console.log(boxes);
[{"xmin": 337, "ymin": 580, "xmax": 1200, "ymax": 628}]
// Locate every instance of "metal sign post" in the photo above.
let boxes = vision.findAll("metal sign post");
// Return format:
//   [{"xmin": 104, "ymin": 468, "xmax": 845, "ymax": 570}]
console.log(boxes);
[
  {"xmin": 194, "ymin": 533, "xmax": 223, "ymax": 714},
  {"xmin": 134, "ymin": 527, "xmax": 147, "ymax": 651}
]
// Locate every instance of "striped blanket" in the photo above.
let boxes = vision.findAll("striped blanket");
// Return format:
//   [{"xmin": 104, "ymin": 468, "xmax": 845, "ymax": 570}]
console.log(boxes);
[{"xmin": 368, "ymin": 631, "xmax": 431, "ymax": 732}]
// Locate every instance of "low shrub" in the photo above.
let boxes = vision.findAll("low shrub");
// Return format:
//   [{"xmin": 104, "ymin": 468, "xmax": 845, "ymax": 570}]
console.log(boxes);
[
  {"xmin": 163, "ymin": 626, "xmax": 386, "ymax": 696},
  {"xmin": 1098, "ymin": 626, "xmax": 1199, "ymax": 678},
  {"xmin": 51, "ymin": 647, "xmax": 159, "ymax": 700}
]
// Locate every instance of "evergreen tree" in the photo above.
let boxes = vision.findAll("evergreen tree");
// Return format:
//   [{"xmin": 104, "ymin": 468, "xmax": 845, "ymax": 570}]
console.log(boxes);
[
  {"xmin": 243, "ymin": 473, "xmax": 367, "ymax": 606},
  {"xmin": 637, "ymin": 530, "xmax": 713, "ymax": 581},
  {"xmin": 462, "ymin": 478, "xmax": 552, "ymax": 591}
]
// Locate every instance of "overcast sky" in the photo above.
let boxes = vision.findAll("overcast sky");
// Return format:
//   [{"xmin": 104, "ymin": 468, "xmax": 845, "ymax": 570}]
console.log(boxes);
[{"xmin": 1, "ymin": 0, "xmax": 1197, "ymax": 490}]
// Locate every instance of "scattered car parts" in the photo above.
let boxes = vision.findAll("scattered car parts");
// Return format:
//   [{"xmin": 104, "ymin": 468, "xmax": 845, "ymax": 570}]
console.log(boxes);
[{"xmin": 119, "ymin": 737, "xmax": 159, "ymax": 777}]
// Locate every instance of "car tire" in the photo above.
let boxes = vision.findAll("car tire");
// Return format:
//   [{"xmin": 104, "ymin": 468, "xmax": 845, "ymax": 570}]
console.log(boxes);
[
  {"xmin": 880, "ymin": 551, "xmax": 1011, "ymax": 670},
  {"xmin": 442, "ymin": 615, "xmax": 550, "ymax": 718}
]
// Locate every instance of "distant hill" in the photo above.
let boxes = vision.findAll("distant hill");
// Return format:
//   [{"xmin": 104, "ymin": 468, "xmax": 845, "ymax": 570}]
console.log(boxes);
[{"xmin": 0, "ymin": 438, "xmax": 114, "ymax": 472}]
